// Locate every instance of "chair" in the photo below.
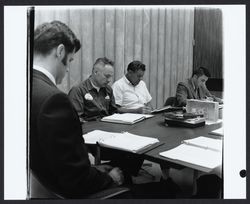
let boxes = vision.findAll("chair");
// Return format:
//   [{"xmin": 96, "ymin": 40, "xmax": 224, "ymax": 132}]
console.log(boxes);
[
  {"xmin": 28, "ymin": 170, "xmax": 130, "ymax": 199},
  {"xmin": 164, "ymin": 96, "xmax": 177, "ymax": 106}
]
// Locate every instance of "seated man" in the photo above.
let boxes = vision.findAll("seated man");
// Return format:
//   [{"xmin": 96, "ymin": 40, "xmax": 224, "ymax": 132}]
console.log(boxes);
[
  {"xmin": 68, "ymin": 57, "xmax": 117, "ymax": 121},
  {"xmin": 31, "ymin": 21, "xmax": 124, "ymax": 198},
  {"xmin": 175, "ymin": 67, "xmax": 223, "ymax": 107},
  {"xmin": 112, "ymin": 61, "xmax": 152, "ymax": 113},
  {"xmin": 68, "ymin": 58, "xmax": 144, "ymax": 179}
]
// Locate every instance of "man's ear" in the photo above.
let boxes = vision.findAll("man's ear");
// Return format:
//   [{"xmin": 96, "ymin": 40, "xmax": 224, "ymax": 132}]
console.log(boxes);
[{"xmin": 56, "ymin": 44, "xmax": 65, "ymax": 60}]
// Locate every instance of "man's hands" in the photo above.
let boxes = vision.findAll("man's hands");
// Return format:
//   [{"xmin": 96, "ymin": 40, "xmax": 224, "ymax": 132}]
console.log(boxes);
[
  {"xmin": 137, "ymin": 105, "xmax": 152, "ymax": 114},
  {"xmin": 108, "ymin": 167, "xmax": 124, "ymax": 186},
  {"xmin": 95, "ymin": 164, "xmax": 124, "ymax": 186}
]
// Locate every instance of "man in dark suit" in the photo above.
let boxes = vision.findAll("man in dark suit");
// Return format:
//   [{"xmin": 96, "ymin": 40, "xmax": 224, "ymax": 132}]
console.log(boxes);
[{"xmin": 30, "ymin": 21, "xmax": 124, "ymax": 198}]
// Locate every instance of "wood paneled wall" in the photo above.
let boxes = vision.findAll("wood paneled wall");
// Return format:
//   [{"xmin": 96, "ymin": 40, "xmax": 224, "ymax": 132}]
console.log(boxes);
[
  {"xmin": 34, "ymin": 7, "xmax": 194, "ymax": 108},
  {"xmin": 193, "ymin": 8, "xmax": 223, "ymax": 78}
]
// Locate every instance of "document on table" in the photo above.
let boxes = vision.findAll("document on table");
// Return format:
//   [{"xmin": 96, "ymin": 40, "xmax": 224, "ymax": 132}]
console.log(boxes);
[
  {"xmin": 209, "ymin": 127, "xmax": 224, "ymax": 136},
  {"xmin": 83, "ymin": 130, "xmax": 159, "ymax": 153},
  {"xmin": 159, "ymin": 137, "xmax": 222, "ymax": 172},
  {"xmin": 101, "ymin": 113, "xmax": 154, "ymax": 124}
]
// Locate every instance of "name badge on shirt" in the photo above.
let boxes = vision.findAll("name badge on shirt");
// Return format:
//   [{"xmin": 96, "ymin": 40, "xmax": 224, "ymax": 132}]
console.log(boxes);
[
  {"xmin": 85, "ymin": 93, "xmax": 93, "ymax": 101},
  {"xmin": 105, "ymin": 95, "xmax": 110, "ymax": 100}
]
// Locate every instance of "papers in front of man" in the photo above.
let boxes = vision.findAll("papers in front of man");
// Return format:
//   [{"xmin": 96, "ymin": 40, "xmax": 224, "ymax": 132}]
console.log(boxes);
[
  {"xmin": 101, "ymin": 113, "xmax": 154, "ymax": 124},
  {"xmin": 83, "ymin": 130, "xmax": 159, "ymax": 153},
  {"xmin": 159, "ymin": 136, "xmax": 222, "ymax": 172},
  {"xmin": 209, "ymin": 127, "xmax": 224, "ymax": 136},
  {"xmin": 151, "ymin": 105, "xmax": 183, "ymax": 114}
]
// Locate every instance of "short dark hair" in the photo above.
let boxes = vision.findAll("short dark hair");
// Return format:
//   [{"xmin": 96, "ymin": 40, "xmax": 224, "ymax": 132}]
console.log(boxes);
[
  {"xmin": 192, "ymin": 67, "xmax": 211, "ymax": 78},
  {"xmin": 93, "ymin": 57, "xmax": 114, "ymax": 68},
  {"xmin": 34, "ymin": 20, "xmax": 81, "ymax": 55},
  {"xmin": 127, "ymin": 61, "xmax": 146, "ymax": 72}
]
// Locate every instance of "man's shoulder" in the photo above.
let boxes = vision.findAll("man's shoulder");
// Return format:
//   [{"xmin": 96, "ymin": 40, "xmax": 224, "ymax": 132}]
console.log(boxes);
[{"xmin": 113, "ymin": 76, "xmax": 125, "ymax": 86}]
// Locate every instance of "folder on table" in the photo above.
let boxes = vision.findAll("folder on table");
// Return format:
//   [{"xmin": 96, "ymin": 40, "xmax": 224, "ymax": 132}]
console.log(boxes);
[
  {"xmin": 83, "ymin": 130, "xmax": 160, "ymax": 153},
  {"xmin": 159, "ymin": 137, "xmax": 223, "ymax": 172},
  {"xmin": 151, "ymin": 105, "xmax": 183, "ymax": 114},
  {"xmin": 101, "ymin": 113, "xmax": 154, "ymax": 125}
]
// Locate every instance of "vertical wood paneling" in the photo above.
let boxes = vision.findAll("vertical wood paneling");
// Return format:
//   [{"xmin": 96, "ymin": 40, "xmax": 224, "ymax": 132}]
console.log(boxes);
[
  {"xmin": 193, "ymin": 8, "xmax": 222, "ymax": 78},
  {"xmin": 157, "ymin": 9, "xmax": 166, "ymax": 107},
  {"xmin": 124, "ymin": 9, "xmax": 135, "ymax": 70},
  {"xmin": 114, "ymin": 8, "xmax": 125, "ymax": 80},
  {"xmin": 164, "ymin": 9, "xmax": 173, "ymax": 103},
  {"xmin": 104, "ymin": 9, "xmax": 115, "ymax": 60},
  {"xmin": 81, "ymin": 8, "xmax": 93, "ymax": 80},
  {"xmin": 93, "ymin": 9, "xmax": 105, "ymax": 61},
  {"xmin": 34, "ymin": 7, "xmax": 195, "ymax": 108},
  {"xmin": 142, "ymin": 8, "xmax": 151, "ymax": 88},
  {"xmin": 68, "ymin": 9, "xmax": 83, "ymax": 87},
  {"xmin": 149, "ymin": 9, "xmax": 159, "ymax": 108},
  {"xmin": 170, "ymin": 9, "xmax": 179, "ymax": 97},
  {"xmin": 134, "ymin": 9, "xmax": 143, "ymax": 60}
]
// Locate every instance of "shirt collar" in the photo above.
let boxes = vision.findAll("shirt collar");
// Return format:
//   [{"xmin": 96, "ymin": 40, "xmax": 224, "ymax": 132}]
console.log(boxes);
[
  {"xmin": 124, "ymin": 75, "xmax": 133, "ymax": 86},
  {"xmin": 33, "ymin": 65, "xmax": 56, "ymax": 85},
  {"xmin": 86, "ymin": 77, "xmax": 102, "ymax": 92}
]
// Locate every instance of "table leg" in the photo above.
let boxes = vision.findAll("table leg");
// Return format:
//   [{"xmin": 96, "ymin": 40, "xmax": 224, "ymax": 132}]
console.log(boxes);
[
  {"xmin": 192, "ymin": 170, "xmax": 199, "ymax": 195},
  {"xmin": 160, "ymin": 164, "xmax": 170, "ymax": 180}
]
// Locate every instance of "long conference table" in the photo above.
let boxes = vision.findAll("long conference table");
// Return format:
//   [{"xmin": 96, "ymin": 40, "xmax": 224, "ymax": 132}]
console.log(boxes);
[{"xmin": 82, "ymin": 113, "xmax": 223, "ymax": 176}]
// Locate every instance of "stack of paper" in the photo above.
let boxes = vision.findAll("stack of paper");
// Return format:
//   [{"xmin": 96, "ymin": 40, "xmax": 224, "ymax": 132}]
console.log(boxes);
[
  {"xmin": 159, "ymin": 137, "xmax": 222, "ymax": 172},
  {"xmin": 83, "ymin": 130, "xmax": 159, "ymax": 153},
  {"xmin": 101, "ymin": 113, "xmax": 154, "ymax": 124}
]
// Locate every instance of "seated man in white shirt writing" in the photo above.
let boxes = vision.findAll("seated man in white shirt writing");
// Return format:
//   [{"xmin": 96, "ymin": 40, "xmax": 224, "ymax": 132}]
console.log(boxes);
[{"xmin": 112, "ymin": 61, "xmax": 152, "ymax": 114}]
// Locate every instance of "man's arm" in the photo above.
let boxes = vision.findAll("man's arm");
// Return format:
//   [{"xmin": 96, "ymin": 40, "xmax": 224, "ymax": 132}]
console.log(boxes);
[
  {"xmin": 37, "ymin": 93, "xmax": 119, "ymax": 197},
  {"xmin": 68, "ymin": 86, "xmax": 85, "ymax": 119}
]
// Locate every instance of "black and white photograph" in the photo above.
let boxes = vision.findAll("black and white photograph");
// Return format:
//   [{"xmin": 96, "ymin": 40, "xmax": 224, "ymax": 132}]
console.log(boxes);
[{"xmin": 3, "ymin": 4, "xmax": 246, "ymax": 200}]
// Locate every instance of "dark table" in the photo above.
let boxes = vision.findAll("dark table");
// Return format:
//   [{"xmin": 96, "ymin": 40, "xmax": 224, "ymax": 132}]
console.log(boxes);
[{"xmin": 82, "ymin": 113, "xmax": 223, "ymax": 172}]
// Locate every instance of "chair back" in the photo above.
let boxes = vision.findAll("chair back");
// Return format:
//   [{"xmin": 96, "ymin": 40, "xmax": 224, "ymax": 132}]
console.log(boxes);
[{"xmin": 164, "ymin": 97, "xmax": 177, "ymax": 106}]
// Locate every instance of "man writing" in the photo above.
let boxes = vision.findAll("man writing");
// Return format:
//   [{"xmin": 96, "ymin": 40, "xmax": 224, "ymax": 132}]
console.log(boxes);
[
  {"xmin": 175, "ymin": 66, "xmax": 223, "ymax": 107},
  {"xmin": 112, "ymin": 61, "xmax": 152, "ymax": 113},
  {"xmin": 31, "ymin": 21, "xmax": 123, "ymax": 198}
]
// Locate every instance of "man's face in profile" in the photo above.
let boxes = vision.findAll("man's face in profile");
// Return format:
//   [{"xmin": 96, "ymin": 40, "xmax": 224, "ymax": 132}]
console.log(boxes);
[
  {"xmin": 57, "ymin": 51, "xmax": 75, "ymax": 84},
  {"xmin": 196, "ymin": 74, "xmax": 208, "ymax": 87},
  {"xmin": 94, "ymin": 65, "xmax": 114, "ymax": 87},
  {"xmin": 128, "ymin": 69, "xmax": 144, "ymax": 86}
]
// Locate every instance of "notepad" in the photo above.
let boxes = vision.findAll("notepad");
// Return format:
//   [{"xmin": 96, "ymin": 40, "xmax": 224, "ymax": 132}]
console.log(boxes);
[
  {"xmin": 159, "ymin": 137, "xmax": 222, "ymax": 172},
  {"xmin": 101, "ymin": 113, "xmax": 154, "ymax": 124},
  {"xmin": 83, "ymin": 130, "xmax": 159, "ymax": 153}
]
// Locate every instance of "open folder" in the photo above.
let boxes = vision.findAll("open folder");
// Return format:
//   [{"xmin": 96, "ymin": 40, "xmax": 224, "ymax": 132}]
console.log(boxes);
[
  {"xmin": 159, "ymin": 137, "xmax": 223, "ymax": 172},
  {"xmin": 83, "ymin": 130, "xmax": 160, "ymax": 153},
  {"xmin": 101, "ymin": 113, "xmax": 154, "ymax": 124}
]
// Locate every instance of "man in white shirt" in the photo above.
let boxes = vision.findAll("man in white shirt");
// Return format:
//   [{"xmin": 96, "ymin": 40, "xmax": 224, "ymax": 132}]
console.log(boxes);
[{"xmin": 112, "ymin": 61, "xmax": 152, "ymax": 113}]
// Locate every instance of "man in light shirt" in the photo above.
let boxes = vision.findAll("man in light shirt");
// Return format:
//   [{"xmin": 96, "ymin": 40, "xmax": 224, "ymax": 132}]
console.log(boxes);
[{"xmin": 112, "ymin": 61, "xmax": 152, "ymax": 113}]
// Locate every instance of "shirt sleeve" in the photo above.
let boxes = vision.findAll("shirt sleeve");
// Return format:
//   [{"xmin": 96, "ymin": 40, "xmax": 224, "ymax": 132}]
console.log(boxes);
[
  {"xmin": 68, "ymin": 86, "xmax": 85, "ymax": 117},
  {"xmin": 142, "ymin": 82, "xmax": 152, "ymax": 103},
  {"xmin": 112, "ymin": 82, "xmax": 123, "ymax": 106}
]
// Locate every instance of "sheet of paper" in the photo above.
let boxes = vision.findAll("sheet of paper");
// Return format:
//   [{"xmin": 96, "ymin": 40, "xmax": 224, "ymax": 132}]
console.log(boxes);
[
  {"xmin": 183, "ymin": 136, "xmax": 223, "ymax": 152},
  {"xmin": 160, "ymin": 144, "xmax": 222, "ymax": 170},
  {"xmin": 210, "ymin": 127, "xmax": 224, "ymax": 136}
]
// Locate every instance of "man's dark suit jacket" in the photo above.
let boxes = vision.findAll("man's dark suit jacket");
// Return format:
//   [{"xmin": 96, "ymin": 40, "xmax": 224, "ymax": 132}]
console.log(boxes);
[{"xmin": 30, "ymin": 70, "xmax": 113, "ymax": 198}]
